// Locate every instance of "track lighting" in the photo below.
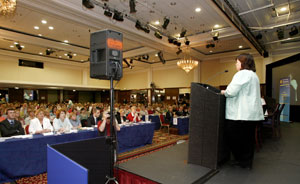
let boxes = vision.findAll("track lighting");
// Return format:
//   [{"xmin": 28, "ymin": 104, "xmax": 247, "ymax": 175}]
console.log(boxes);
[
  {"xmin": 289, "ymin": 26, "xmax": 298, "ymax": 37},
  {"xmin": 142, "ymin": 54, "xmax": 149, "ymax": 60},
  {"xmin": 15, "ymin": 43, "xmax": 22, "ymax": 51},
  {"xmin": 154, "ymin": 31, "xmax": 162, "ymax": 39},
  {"xmin": 168, "ymin": 37, "xmax": 175, "ymax": 44},
  {"xmin": 82, "ymin": 0, "xmax": 94, "ymax": 9},
  {"xmin": 113, "ymin": 10, "xmax": 124, "ymax": 21},
  {"xmin": 212, "ymin": 31, "xmax": 219, "ymax": 41},
  {"xmin": 180, "ymin": 29, "xmax": 187, "ymax": 38},
  {"xmin": 104, "ymin": 9, "xmax": 112, "ymax": 17},
  {"xmin": 162, "ymin": 17, "xmax": 170, "ymax": 29},
  {"xmin": 185, "ymin": 39, "xmax": 190, "ymax": 46},
  {"xmin": 46, "ymin": 49, "xmax": 55, "ymax": 55},
  {"xmin": 129, "ymin": 0, "xmax": 137, "ymax": 13},
  {"xmin": 67, "ymin": 53, "xmax": 73, "ymax": 59}
]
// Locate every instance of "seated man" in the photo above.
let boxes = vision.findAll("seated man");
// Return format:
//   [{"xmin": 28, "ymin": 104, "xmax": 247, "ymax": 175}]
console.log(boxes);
[
  {"xmin": 0, "ymin": 108, "xmax": 25, "ymax": 137},
  {"xmin": 86, "ymin": 107, "xmax": 101, "ymax": 127},
  {"xmin": 127, "ymin": 106, "xmax": 141, "ymax": 123},
  {"xmin": 175, "ymin": 106, "xmax": 185, "ymax": 117},
  {"xmin": 165, "ymin": 106, "xmax": 174, "ymax": 125},
  {"xmin": 98, "ymin": 111, "xmax": 120, "ymax": 136}
]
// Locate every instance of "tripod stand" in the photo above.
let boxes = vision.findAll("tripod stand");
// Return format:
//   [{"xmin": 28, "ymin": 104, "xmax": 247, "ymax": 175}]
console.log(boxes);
[{"xmin": 105, "ymin": 77, "xmax": 119, "ymax": 184}]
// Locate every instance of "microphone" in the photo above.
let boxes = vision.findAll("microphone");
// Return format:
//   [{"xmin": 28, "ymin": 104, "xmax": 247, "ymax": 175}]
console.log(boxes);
[{"xmin": 204, "ymin": 69, "xmax": 229, "ymax": 84}]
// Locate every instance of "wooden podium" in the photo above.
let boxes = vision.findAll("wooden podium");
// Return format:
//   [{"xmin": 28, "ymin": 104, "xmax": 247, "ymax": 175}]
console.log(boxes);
[{"xmin": 188, "ymin": 83, "xmax": 229, "ymax": 169}]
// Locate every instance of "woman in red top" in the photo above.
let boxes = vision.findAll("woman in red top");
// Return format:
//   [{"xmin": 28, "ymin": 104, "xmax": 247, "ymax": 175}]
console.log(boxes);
[
  {"xmin": 127, "ymin": 106, "xmax": 140, "ymax": 123},
  {"xmin": 98, "ymin": 111, "xmax": 120, "ymax": 136}
]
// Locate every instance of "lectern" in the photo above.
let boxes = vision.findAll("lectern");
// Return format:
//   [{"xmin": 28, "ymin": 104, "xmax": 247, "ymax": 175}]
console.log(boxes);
[{"xmin": 188, "ymin": 83, "xmax": 229, "ymax": 169}]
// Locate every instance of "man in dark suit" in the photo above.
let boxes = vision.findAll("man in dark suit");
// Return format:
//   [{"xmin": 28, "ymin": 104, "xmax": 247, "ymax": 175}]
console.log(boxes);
[
  {"xmin": 86, "ymin": 107, "xmax": 101, "ymax": 127},
  {"xmin": 0, "ymin": 108, "xmax": 25, "ymax": 137}
]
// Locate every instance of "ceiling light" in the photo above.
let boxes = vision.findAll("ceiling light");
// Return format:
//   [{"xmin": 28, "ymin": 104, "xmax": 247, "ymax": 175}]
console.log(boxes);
[
  {"xmin": 20, "ymin": 45, "xmax": 25, "ymax": 48},
  {"xmin": 64, "ymin": 40, "xmax": 69, "ymax": 43},
  {"xmin": 209, "ymin": 50, "xmax": 213, "ymax": 53},
  {"xmin": 214, "ymin": 24, "xmax": 220, "ymax": 28},
  {"xmin": 129, "ymin": 0, "xmax": 137, "ymax": 13},
  {"xmin": 41, "ymin": 20, "xmax": 47, "ymax": 24},
  {"xmin": 104, "ymin": 9, "xmax": 112, "ymax": 17},
  {"xmin": 238, "ymin": 45, "xmax": 243, "ymax": 49},
  {"xmin": 113, "ymin": 10, "xmax": 124, "ymax": 21},
  {"xmin": 280, "ymin": 7, "xmax": 287, "ymax": 12},
  {"xmin": 155, "ymin": 53, "xmax": 158, "ymax": 57},
  {"xmin": 39, "ymin": 52, "xmax": 43, "ymax": 55},
  {"xmin": 73, "ymin": 53, "xmax": 77, "ymax": 56},
  {"xmin": 34, "ymin": 26, "xmax": 39, "ymax": 30},
  {"xmin": 82, "ymin": 0, "xmax": 94, "ymax": 9},
  {"xmin": 64, "ymin": 53, "xmax": 68, "ymax": 56},
  {"xmin": 59, "ymin": 56, "xmax": 62, "ymax": 58},
  {"xmin": 48, "ymin": 26, "xmax": 54, "ymax": 30},
  {"xmin": 154, "ymin": 31, "xmax": 162, "ymax": 39},
  {"xmin": 154, "ymin": 20, "xmax": 160, "ymax": 25},
  {"xmin": 38, "ymin": 34, "xmax": 42, "ymax": 36},
  {"xmin": 0, "ymin": 0, "xmax": 17, "ymax": 15},
  {"xmin": 15, "ymin": 87, "xmax": 19, "ymax": 90},
  {"xmin": 162, "ymin": 17, "xmax": 170, "ymax": 29},
  {"xmin": 195, "ymin": 8, "xmax": 201, "ymax": 12},
  {"xmin": 14, "ymin": 42, "xmax": 18, "ymax": 45},
  {"xmin": 73, "ymin": 90, "xmax": 76, "ymax": 92},
  {"xmin": 81, "ymin": 60, "xmax": 84, "ymax": 61},
  {"xmin": 16, "ymin": 44, "xmax": 22, "ymax": 50},
  {"xmin": 10, "ymin": 45, "xmax": 14, "ymax": 48}
]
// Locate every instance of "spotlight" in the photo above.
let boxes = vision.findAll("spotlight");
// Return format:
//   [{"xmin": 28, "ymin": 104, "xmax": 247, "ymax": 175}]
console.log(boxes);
[
  {"xmin": 180, "ymin": 29, "xmax": 187, "ymax": 37},
  {"xmin": 130, "ymin": 59, "xmax": 133, "ymax": 64},
  {"xmin": 212, "ymin": 31, "xmax": 219, "ymax": 41},
  {"xmin": 82, "ymin": 0, "xmax": 94, "ymax": 9},
  {"xmin": 142, "ymin": 25, "xmax": 150, "ymax": 33},
  {"xmin": 210, "ymin": 43, "xmax": 215, "ymax": 48},
  {"xmin": 173, "ymin": 40, "xmax": 178, "ymax": 45},
  {"xmin": 162, "ymin": 17, "xmax": 170, "ymax": 29},
  {"xmin": 67, "ymin": 53, "xmax": 73, "ymax": 59},
  {"xmin": 277, "ymin": 28, "xmax": 284, "ymax": 39},
  {"xmin": 129, "ymin": 0, "xmax": 137, "ymax": 13},
  {"xmin": 154, "ymin": 31, "xmax": 162, "ymax": 39},
  {"xmin": 45, "ymin": 49, "xmax": 55, "ymax": 55},
  {"xmin": 135, "ymin": 20, "xmax": 150, "ymax": 33},
  {"xmin": 135, "ymin": 20, "xmax": 143, "ymax": 30},
  {"xmin": 289, "ymin": 26, "xmax": 298, "ymax": 37},
  {"xmin": 168, "ymin": 37, "xmax": 175, "ymax": 43},
  {"xmin": 176, "ymin": 48, "xmax": 182, "ymax": 55},
  {"xmin": 142, "ymin": 54, "xmax": 149, "ymax": 60},
  {"xmin": 157, "ymin": 51, "xmax": 166, "ymax": 64},
  {"xmin": 185, "ymin": 39, "xmax": 190, "ymax": 46},
  {"xmin": 104, "ymin": 9, "xmax": 112, "ymax": 17},
  {"xmin": 113, "ymin": 10, "xmax": 124, "ymax": 21},
  {"xmin": 176, "ymin": 42, "xmax": 181, "ymax": 47},
  {"xmin": 16, "ymin": 43, "xmax": 22, "ymax": 51}
]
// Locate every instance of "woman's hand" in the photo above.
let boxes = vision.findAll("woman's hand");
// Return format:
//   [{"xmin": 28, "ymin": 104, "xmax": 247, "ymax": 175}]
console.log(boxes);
[{"xmin": 221, "ymin": 90, "xmax": 226, "ymax": 95}]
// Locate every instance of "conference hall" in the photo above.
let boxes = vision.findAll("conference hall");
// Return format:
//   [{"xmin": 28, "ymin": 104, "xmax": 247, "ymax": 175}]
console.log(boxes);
[{"xmin": 0, "ymin": 0, "xmax": 299, "ymax": 184}]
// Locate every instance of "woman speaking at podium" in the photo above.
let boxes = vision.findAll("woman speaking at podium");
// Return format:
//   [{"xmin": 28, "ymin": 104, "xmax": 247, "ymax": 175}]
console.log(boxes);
[{"xmin": 221, "ymin": 53, "xmax": 264, "ymax": 169}]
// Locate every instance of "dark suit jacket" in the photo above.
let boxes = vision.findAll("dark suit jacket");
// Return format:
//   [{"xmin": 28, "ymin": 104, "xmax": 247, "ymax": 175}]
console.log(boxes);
[
  {"xmin": 116, "ymin": 112, "xmax": 127, "ymax": 124},
  {"xmin": 165, "ymin": 111, "xmax": 173, "ymax": 125},
  {"xmin": 0, "ymin": 119, "xmax": 25, "ymax": 137},
  {"xmin": 86, "ymin": 115, "xmax": 101, "ymax": 127}
]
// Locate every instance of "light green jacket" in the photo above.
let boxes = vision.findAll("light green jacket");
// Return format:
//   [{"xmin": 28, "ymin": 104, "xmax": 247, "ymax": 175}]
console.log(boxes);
[{"xmin": 225, "ymin": 70, "xmax": 264, "ymax": 121}]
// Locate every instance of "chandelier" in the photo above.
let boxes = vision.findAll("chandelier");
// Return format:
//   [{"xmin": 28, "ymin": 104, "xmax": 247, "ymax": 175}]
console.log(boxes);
[
  {"xmin": 0, "ymin": 0, "xmax": 17, "ymax": 15},
  {"xmin": 177, "ymin": 58, "xmax": 198, "ymax": 73}
]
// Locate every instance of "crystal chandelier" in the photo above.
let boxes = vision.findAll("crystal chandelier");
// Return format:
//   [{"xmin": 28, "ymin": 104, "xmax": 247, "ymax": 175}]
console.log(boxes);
[
  {"xmin": 177, "ymin": 47, "xmax": 199, "ymax": 73},
  {"xmin": 0, "ymin": 0, "xmax": 17, "ymax": 15}
]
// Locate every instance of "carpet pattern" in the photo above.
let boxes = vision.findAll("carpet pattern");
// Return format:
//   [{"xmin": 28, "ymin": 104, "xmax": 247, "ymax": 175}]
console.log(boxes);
[{"xmin": 12, "ymin": 131, "xmax": 188, "ymax": 184}]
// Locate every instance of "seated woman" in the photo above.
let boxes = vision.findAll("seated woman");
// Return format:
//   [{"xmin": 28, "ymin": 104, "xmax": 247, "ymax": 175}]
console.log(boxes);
[
  {"xmin": 53, "ymin": 109, "xmax": 73, "ymax": 133},
  {"xmin": 24, "ymin": 109, "xmax": 35, "ymax": 127},
  {"xmin": 127, "ymin": 106, "xmax": 141, "ymax": 123},
  {"xmin": 98, "ymin": 111, "xmax": 120, "ymax": 136},
  {"xmin": 29, "ymin": 109, "xmax": 53, "ymax": 134},
  {"xmin": 116, "ymin": 109, "xmax": 127, "ymax": 124},
  {"xmin": 69, "ymin": 112, "xmax": 82, "ymax": 129}
]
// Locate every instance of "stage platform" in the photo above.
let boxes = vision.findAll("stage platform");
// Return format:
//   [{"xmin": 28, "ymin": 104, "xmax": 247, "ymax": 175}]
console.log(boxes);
[{"xmin": 118, "ymin": 141, "xmax": 218, "ymax": 184}]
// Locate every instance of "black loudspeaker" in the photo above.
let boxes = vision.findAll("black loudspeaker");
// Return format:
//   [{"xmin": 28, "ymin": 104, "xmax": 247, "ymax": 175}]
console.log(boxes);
[
  {"xmin": 188, "ymin": 83, "xmax": 229, "ymax": 169},
  {"xmin": 90, "ymin": 29, "xmax": 123, "ymax": 80}
]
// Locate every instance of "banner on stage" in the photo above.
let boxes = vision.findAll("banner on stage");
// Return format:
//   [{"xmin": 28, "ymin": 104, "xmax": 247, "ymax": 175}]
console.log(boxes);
[{"xmin": 279, "ymin": 77, "xmax": 290, "ymax": 122}]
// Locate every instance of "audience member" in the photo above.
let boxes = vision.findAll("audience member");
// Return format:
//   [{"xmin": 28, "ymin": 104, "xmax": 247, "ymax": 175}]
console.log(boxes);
[
  {"xmin": 86, "ymin": 107, "xmax": 101, "ymax": 127},
  {"xmin": 0, "ymin": 108, "xmax": 25, "ymax": 137},
  {"xmin": 127, "ymin": 106, "xmax": 141, "ymax": 122},
  {"xmin": 98, "ymin": 111, "xmax": 120, "ymax": 136},
  {"xmin": 165, "ymin": 106, "xmax": 174, "ymax": 125},
  {"xmin": 69, "ymin": 112, "xmax": 82, "ymax": 129},
  {"xmin": 53, "ymin": 109, "xmax": 73, "ymax": 133},
  {"xmin": 116, "ymin": 109, "xmax": 127, "ymax": 124},
  {"xmin": 24, "ymin": 109, "xmax": 35, "ymax": 126},
  {"xmin": 29, "ymin": 109, "xmax": 53, "ymax": 134}
]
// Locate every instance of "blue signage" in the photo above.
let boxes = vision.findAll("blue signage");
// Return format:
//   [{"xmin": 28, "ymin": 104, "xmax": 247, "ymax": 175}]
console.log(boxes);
[{"xmin": 279, "ymin": 77, "xmax": 290, "ymax": 122}]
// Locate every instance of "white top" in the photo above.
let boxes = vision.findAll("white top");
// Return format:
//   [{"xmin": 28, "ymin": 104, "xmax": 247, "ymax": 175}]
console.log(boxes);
[
  {"xmin": 224, "ymin": 70, "xmax": 264, "ymax": 121},
  {"xmin": 29, "ymin": 117, "xmax": 54, "ymax": 134},
  {"xmin": 53, "ymin": 118, "xmax": 73, "ymax": 131}
]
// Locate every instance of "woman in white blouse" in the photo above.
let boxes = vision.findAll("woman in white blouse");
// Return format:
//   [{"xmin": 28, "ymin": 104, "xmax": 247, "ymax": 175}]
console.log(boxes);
[
  {"xmin": 29, "ymin": 109, "xmax": 53, "ymax": 134},
  {"xmin": 53, "ymin": 109, "xmax": 73, "ymax": 133}
]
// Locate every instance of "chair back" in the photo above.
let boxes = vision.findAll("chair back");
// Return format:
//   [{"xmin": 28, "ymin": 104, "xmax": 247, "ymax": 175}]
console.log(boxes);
[
  {"xmin": 159, "ymin": 115, "xmax": 165, "ymax": 124},
  {"xmin": 25, "ymin": 124, "xmax": 30, "ymax": 134}
]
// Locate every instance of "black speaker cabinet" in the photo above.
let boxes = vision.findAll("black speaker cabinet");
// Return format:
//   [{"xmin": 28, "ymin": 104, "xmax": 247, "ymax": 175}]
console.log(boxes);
[
  {"xmin": 90, "ymin": 29, "xmax": 123, "ymax": 80},
  {"xmin": 188, "ymin": 83, "xmax": 229, "ymax": 169}
]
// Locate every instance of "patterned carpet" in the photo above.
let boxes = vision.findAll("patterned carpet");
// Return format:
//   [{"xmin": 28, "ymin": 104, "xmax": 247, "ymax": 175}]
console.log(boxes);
[{"xmin": 10, "ymin": 131, "xmax": 188, "ymax": 184}]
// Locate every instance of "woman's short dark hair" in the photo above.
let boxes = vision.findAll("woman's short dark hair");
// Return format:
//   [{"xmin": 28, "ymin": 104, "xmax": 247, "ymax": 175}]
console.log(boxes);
[{"xmin": 236, "ymin": 53, "xmax": 256, "ymax": 72}]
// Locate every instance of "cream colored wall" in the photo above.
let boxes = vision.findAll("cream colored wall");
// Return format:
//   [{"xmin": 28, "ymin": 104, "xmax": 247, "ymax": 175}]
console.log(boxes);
[
  {"xmin": 152, "ymin": 67, "xmax": 194, "ymax": 88},
  {"xmin": 0, "ymin": 55, "xmax": 110, "ymax": 89},
  {"xmin": 118, "ymin": 71, "xmax": 148, "ymax": 90}
]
